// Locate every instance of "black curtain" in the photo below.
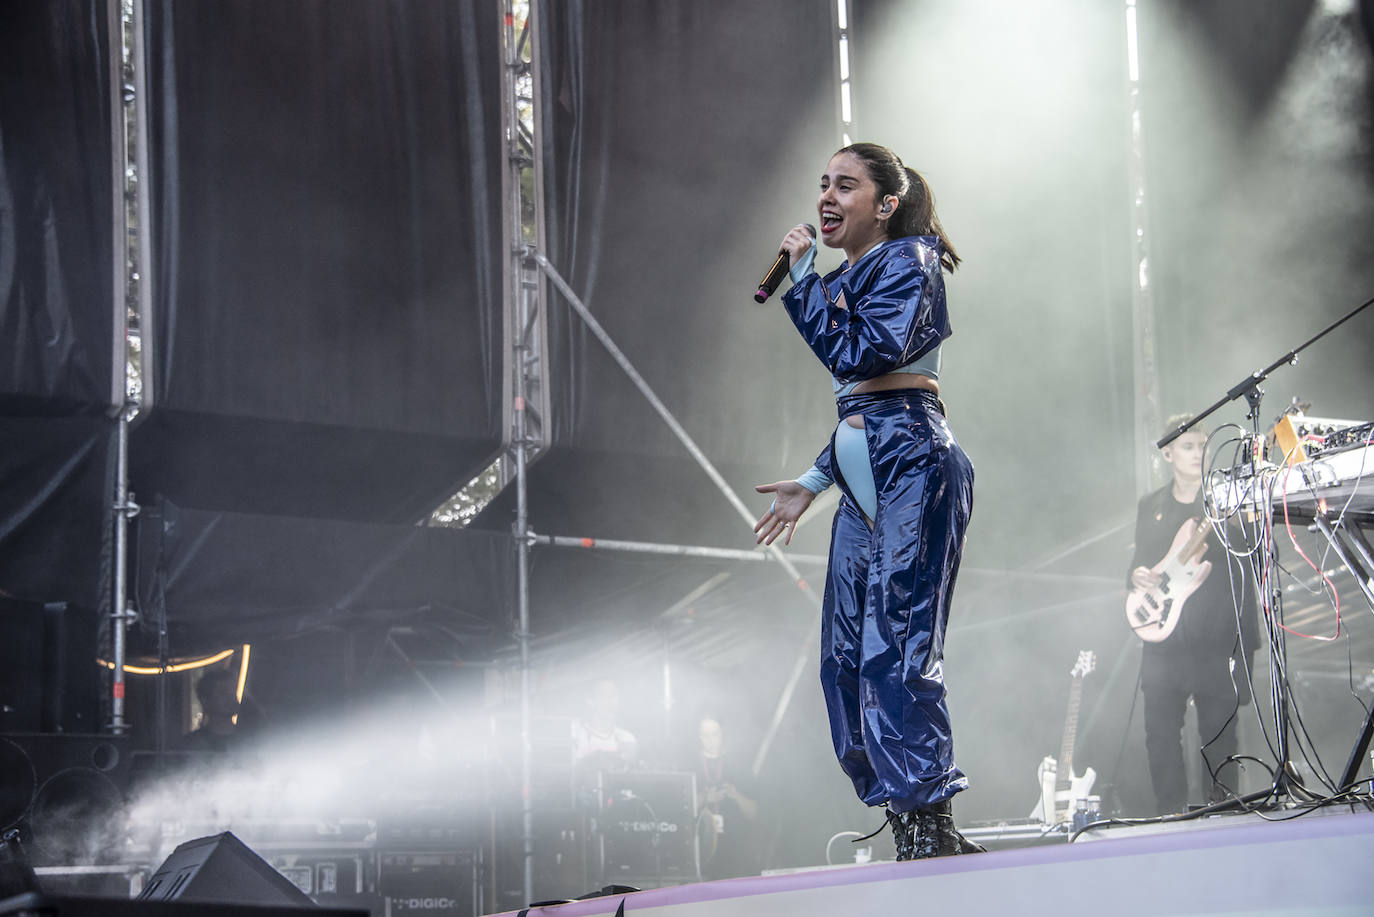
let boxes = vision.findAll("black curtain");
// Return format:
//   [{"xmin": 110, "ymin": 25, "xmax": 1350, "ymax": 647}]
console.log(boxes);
[
  {"xmin": 0, "ymin": 0, "xmax": 116, "ymax": 617},
  {"xmin": 0, "ymin": 0, "xmax": 115, "ymax": 416},
  {"xmin": 536, "ymin": 0, "xmax": 838, "ymax": 465},
  {"xmin": 131, "ymin": 0, "xmax": 505, "ymax": 523},
  {"xmin": 133, "ymin": 499, "xmax": 513, "ymax": 654},
  {"xmin": 0, "ymin": 416, "xmax": 115, "ymax": 611}
]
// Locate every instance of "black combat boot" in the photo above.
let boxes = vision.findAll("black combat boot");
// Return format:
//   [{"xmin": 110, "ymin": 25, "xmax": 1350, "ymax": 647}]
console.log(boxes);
[
  {"xmin": 913, "ymin": 799, "xmax": 986, "ymax": 858},
  {"xmin": 884, "ymin": 808, "xmax": 918, "ymax": 861}
]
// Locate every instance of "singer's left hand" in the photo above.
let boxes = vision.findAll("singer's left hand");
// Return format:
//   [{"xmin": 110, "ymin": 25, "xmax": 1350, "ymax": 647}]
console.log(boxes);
[{"xmin": 753, "ymin": 480, "xmax": 815, "ymax": 545}]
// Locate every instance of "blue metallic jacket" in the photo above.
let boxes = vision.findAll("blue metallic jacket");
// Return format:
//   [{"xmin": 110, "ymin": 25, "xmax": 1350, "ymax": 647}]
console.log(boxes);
[{"xmin": 780, "ymin": 236, "xmax": 951, "ymax": 385}]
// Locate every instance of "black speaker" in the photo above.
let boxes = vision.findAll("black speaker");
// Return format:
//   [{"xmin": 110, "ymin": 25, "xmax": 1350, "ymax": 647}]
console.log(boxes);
[
  {"xmin": 0, "ymin": 600, "xmax": 100, "ymax": 734},
  {"xmin": 0, "ymin": 733, "xmax": 130, "ymax": 866},
  {"xmin": 378, "ymin": 850, "xmax": 478, "ymax": 917},
  {"xmin": 595, "ymin": 770, "xmax": 699, "ymax": 886},
  {"xmin": 139, "ymin": 832, "xmax": 316, "ymax": 908}
]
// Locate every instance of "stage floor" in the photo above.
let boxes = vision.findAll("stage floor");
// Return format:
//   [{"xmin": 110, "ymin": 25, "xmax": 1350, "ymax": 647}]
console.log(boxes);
[{"xmin": 488, "ymin": 807, "xmax": 1374, "ymax": 916}]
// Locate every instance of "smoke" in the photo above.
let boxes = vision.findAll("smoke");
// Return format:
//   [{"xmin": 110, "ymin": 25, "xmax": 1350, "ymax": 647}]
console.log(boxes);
[{"xmin": 122, "ymin": 695, "xmax": 501, "ymax": 868}]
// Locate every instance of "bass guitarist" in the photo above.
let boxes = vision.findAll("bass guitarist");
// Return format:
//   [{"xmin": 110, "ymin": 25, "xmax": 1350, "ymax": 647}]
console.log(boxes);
[{"xmin": 1127, "ymin": 414, "xmax": 1259, "ymax": 815}]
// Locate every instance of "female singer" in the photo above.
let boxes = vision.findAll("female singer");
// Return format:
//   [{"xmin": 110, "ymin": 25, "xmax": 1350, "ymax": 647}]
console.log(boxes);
[{"xmin": 754, "ymin": 142, "xmax": 979, "ymax": 859}]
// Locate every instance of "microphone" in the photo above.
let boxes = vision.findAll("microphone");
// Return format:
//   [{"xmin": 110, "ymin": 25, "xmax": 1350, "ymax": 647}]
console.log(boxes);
[{"xmin": 754, "ymin": 224, "xmax": 817, "ymax": 303}]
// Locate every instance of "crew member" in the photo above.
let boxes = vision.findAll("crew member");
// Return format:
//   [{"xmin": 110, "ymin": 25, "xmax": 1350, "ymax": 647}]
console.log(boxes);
[{"xmin": 693, "ymin": 714, "xmax": 760, "ymax": 878}]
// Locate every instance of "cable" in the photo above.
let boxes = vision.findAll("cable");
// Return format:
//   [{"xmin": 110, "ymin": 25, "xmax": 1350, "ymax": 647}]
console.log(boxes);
[
  {"xmin": 1189, "ymin": 421, "xmax": 1374, "ymax": 813},
  {"xmin": 1277, "ymin": 460, "xmax": 1340, "ymax": 641},
  {"xmin": 825, "ymin": 830, "xmax": 865, "ymax": 866},
  {"xmin": 1069, "ymin": 783, "xmax": 1374, "ymax": 842}
]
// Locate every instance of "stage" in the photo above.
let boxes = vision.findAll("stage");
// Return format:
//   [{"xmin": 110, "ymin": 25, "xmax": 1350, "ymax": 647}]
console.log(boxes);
[{"xmin": 490, "ymin": 808, "xmax": 1374, "ymax": 916}]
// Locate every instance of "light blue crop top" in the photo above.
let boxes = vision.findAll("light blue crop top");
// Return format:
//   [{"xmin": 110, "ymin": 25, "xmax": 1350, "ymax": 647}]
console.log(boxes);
[{"xmin": 831, "ymin": 346, "xmax": 940, "ymax": 396}]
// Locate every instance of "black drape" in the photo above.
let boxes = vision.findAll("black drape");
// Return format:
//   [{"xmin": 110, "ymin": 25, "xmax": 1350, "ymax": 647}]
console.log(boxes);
[
  {"xmin": 131, "ymin": 0, "xmax": 505, "ymax": 523},
  {"xmin": 133, "ymin": 499, "xmax": 513, "ymax": 654},
  {"xmin": 536, "ymin": 0, "xmax": 838, "ymax": 466},
  {"xmin": 0, "ymin": 0, "xmax": 115, "ymax": 415},
  {"xmin": 0, "ymin": 1, "xmax": 116, "ymax": 618},
  {"xmin": 0, "ymin": 416, "xmax": 115, "ymax": 611}
]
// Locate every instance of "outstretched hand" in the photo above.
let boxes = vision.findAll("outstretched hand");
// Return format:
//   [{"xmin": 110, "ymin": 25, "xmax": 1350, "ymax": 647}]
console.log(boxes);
[{"xmin": 753, "ymin": 480, "xmax": 816, "ymax": 546}]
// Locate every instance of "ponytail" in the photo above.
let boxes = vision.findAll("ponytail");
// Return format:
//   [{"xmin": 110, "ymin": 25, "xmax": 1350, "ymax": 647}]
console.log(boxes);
[{"xmin": 895, "ymin": 167, "xmax": 960, "ymax": 273}]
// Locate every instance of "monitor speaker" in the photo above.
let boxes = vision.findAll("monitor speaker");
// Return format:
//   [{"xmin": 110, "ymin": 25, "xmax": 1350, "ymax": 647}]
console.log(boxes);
[{"xmin": 138, "ymin": 832, "xmax": 315, "ymax": 907}]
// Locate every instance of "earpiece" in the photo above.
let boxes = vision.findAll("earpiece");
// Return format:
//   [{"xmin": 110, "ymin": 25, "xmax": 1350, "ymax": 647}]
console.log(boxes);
[{"xmin": 880, "ymin": 201, "xmax": 894, "ymax": 214}]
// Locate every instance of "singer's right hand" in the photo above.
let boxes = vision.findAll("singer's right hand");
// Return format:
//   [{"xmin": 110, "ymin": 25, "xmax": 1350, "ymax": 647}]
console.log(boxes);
[
  {"xmin": 753, "ymin": 480, "xmax": 815, "ymax": 546},
  {"xmin": 780, "ymin": 224, "xmax": 816, "ymax": 268}
]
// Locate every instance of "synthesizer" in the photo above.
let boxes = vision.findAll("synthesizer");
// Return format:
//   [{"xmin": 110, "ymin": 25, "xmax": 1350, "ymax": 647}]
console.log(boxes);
[{"xmin": 1209, "ymin": 440, "xmax": 1374, "ymax": 522}]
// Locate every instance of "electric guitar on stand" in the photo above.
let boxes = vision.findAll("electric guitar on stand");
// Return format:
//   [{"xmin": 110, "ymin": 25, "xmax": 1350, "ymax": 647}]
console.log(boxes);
[
  {"xmin": 1125, "ymin": 516, "xmax": 1213, "ymax": 643},
  {"xmin": 1031, "ymin": 651, "xmax": 1097, "ymax": 826}
]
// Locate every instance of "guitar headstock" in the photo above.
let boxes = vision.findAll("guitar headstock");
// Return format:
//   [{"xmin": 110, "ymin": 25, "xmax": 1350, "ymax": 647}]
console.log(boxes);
[{"xmin": 1071, "ymin": 651, "xmax": 1096, "ymax": 679}]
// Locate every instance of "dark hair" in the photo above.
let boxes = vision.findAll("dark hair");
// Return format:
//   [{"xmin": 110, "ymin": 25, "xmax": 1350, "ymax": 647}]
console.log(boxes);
[
  {"xmin": 838, "ymin": 142, "xmax": 961, "ymax": 272},
  {"xmin": 195, "ymin": 666, "xmax": 237, "ymax": 704}
]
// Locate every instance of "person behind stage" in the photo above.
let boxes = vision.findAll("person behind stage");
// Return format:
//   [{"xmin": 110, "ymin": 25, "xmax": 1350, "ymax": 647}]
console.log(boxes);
[
  {"xmin": 753, "ymin": 142, "xmax": 980, "ymax": 859},
  {"xmin": 182, "ymin": 665, "xmax": 242, "ymax": 753},
  {"xmin": 570, "ymin": 678, "xmax": 639, "ymax": 773},
  {"xmin": 1128, "ymin": 414, "xmax": 1259, "ymax": 815},
  {"xmin": 692, "ymin": 714, "xmax": 761, "ymax": 878}
]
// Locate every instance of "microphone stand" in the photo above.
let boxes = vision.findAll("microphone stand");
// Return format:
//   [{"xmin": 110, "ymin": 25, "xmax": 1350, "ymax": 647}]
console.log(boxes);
[
  {"xmin": 1158, "ymin": 294, "xmax": 1373, "ymax": 450},
  {"xmin": 1163, "ymin": 293, "xmax": 1373, "ymax": 814}
]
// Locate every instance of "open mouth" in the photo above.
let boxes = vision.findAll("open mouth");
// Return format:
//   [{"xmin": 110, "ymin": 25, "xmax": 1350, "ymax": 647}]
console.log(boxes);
[{"xmin": 821, "ymin": 211, "xmax": 842, "ymax": 233}]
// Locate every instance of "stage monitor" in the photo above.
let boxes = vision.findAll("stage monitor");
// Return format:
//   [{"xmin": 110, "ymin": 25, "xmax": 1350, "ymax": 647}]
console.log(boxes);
[{"xmin": 138, "ymin": 832, "xmax": 314, "ymax": 908}]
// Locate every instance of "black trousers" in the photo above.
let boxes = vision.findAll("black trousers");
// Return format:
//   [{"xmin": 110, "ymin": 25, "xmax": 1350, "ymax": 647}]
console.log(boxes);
[{"xmin": 1141, "ymin": 647, "xmax": 1241, "ymax": 815}]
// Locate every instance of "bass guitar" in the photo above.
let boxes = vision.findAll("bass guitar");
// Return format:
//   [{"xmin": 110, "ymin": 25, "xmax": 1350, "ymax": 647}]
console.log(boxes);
[
  {"xmin": 1031, "ymin": 650, "xmax": 1096, "ymax": 826},
  {"xmin": 1125, "ymin": 516, "xmax": 1213, "ymax": 643}
]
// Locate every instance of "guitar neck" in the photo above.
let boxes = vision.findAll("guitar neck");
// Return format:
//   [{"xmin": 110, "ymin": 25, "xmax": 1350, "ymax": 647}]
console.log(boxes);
[
  {"xmin": 1171, "ymin": 517, "xmax": 1211, "ymax": 566},
  {"xmin": 1054, "ymin": 676, "xmax": 1083, "ymax": 792}
]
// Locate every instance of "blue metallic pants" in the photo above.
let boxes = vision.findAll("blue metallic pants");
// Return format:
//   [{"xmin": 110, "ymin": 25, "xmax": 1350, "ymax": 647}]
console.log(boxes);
[{"xmin": 815, "ymin": 389, "xmax": 973, "ymax": 813}]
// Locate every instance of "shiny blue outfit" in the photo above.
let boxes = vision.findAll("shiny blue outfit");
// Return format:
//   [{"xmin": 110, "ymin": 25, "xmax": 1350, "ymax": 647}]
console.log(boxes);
[{"xmin": 782, "ymin": 237, "xmax": 973, "ymax": 813}]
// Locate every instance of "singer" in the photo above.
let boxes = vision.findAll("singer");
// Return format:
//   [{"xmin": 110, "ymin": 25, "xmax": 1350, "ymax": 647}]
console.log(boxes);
[{"xmin": 753, "ymin": 142, "xmax": 978, "ymax": 859}]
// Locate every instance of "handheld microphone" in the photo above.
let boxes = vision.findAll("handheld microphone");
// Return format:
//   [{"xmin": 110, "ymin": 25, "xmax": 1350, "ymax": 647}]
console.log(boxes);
[{"xmin": 754, "ymin": 224, "xmax": 817, "ymax": 303}]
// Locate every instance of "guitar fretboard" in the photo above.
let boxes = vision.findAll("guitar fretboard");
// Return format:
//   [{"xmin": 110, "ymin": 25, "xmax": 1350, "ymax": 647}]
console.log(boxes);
[{"xmin": 1054, "ymin": 676, "xmax": 1084, "ymax": 795}]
